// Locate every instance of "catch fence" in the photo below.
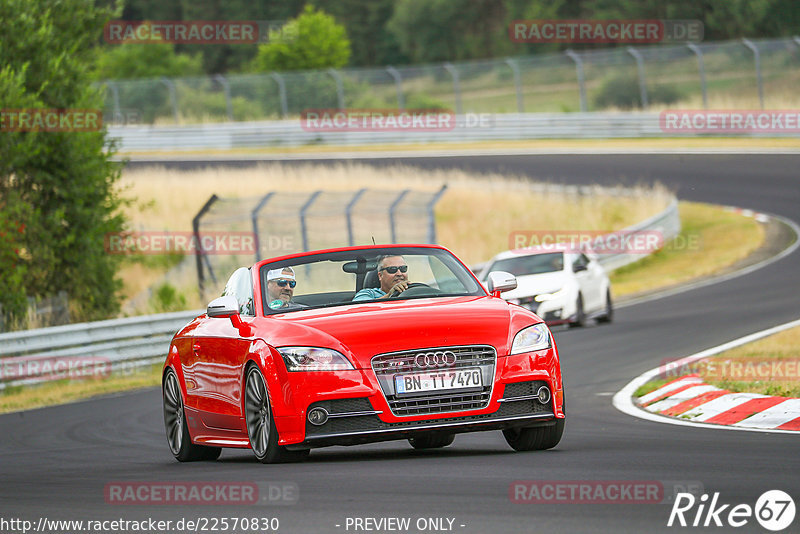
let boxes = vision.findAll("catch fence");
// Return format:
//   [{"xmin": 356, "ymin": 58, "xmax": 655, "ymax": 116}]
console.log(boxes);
[
  {"xmin": 193, "ymin": 187, "xmax": 447, "ymax": 298},
  {"xmin": 101, "ymin": 37, "xmax": 800, "ymax": 126}
]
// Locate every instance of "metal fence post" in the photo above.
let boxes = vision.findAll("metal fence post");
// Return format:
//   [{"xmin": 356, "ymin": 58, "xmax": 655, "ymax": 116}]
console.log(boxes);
[
  {"xmin": 300, "ymin": 191, "xmax": 322, "ymax": 253},
  {"xmin": 427, "ymin": 185, "xmax": 448, "ymax": 243},
  {"xmin": 251, "ymin": 192, "xmax": 275, "ymax": 262},
  {"xmin": 627, "ymin": 47, "xmax": 649, "ymax": 109},
  {"xmin": 389, "ymin": 190, "xmax": 410, "ymax": 243},
  {"xmin": 214, "ymin": 74, "xmax": 234, "ymax": 121},
  {"xmin": 443, "ymin": 63, "xmax": 463, "ymax": 114},
  {"xmin": 345, "ymin": 189, "xmax": 367, "ymax": 246},
  {"xmin": 386, "ymin": 67, "xmax": 405, "ymax": 109},
  {"xmin": 327, "ymin": 68, "xmax": 345, "ymax": 109},
  {"xmin": 108, "ymin": 81, "xmax": 122, "ymax": 124},
  {"xmin": 687, "ymin": 44, "xmax": 708, "ymax": 109},
  {"xmin": 504, "ymin": 58, "xmax": 524, "ymax": 112},
  {"xmin": 565, "ymin": 50, "xmax": 587, "ymax": 112},
  {"xmin": 193, "ymin": 194, "xmax": 219, "ymax": 300},
  {"xmin": 160, "ymin": 77, "xmax": 179, "ymax": 124},
  {"xmin": 270, "ymin": 73, "xmax": 289, "ymax": 118},
  {"xmin": 742, "ymin": 38, "xmax": 764, "ymax": 109}
]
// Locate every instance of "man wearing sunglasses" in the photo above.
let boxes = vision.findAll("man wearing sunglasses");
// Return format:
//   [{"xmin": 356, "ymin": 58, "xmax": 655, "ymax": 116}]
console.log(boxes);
[
  {"xmin": 352, "ymin": 255, "xmax": 410, "ymax": 302},
  {"xmin": 266, "ymin": 267, "xmax": 297, "ymax": 309}
]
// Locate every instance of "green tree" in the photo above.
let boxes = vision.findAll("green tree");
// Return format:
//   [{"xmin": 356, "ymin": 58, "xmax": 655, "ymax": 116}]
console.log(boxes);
[
  {"xmin": 92, "ymin": 41, "xmax": 204, "ymax": 80},
  {"xmin": 250, "ymin": 5, "xmax": 351, "ymax": 72},
  {"xmin": 0, "ymin": 0, "xmax": 127, "ymax": 325},
  {"xmin": 388, "ymin": 0, "xmax": 510, "ymax": 63},
  {"xmin": 313, "ymin": 0, "xmax": 408, "ymax": 66}
]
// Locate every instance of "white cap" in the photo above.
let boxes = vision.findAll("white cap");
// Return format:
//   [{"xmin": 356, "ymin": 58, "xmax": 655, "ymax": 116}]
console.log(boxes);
[{"xmin": 267, "ymin": 266, "xmax": 295, "ymax": 281}]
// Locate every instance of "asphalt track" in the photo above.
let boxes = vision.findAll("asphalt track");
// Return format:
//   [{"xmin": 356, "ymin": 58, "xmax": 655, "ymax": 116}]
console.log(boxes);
[{"xmin": 2, "ymin": 154, "xmax": 799, "ymax": 534}]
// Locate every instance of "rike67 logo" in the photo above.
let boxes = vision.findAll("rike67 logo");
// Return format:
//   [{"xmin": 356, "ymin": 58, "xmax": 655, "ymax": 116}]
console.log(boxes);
[{"xmin": 668, "ymin": 490, "xmax": 795, "ymax": 531}]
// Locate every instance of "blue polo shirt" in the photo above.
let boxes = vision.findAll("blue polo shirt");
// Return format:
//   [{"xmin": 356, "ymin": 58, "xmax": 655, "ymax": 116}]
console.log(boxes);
[{"xmin": 352, "ymin": 288, "xmax": 386, "ymax": 302}]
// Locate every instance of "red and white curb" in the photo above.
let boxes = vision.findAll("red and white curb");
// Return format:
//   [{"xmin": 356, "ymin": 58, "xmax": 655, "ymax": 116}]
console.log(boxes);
[
  {"xmin": 723, "ymin": 205, "xmax": 771, "ymax": 223},
  {"xmin": 637, "ymin": 374, "xmax": 800, "ymax": 431},
  {"xmin": 613, "ymin": 318, "xmax": 800, "ymax": 434}
]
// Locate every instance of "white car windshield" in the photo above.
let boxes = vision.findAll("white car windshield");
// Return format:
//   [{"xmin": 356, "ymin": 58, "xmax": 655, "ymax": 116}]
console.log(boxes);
[{"xmin": 486, "ymin": 252, "xmax": 564, "ymax": 277}]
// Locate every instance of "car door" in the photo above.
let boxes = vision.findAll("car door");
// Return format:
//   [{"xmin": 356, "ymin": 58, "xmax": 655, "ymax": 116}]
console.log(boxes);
[
  {"xmin": 190, "ymin": 268, "xmax": 255, "ymax": 431},
  {"xmin": 572, "ymin": 253, "xmax": 597, "ymax": 311}
]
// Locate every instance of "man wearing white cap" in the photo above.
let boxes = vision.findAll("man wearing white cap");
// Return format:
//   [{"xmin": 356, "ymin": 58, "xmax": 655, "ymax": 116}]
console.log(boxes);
[{"xmin": 266, "ymin": 266, "xmax": 297, "ymax": 309}]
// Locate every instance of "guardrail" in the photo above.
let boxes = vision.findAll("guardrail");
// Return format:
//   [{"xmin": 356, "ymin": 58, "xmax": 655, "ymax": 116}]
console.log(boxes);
[
  {"xmin": 0, "ymin": 194, "xmax": 679, "ymax": 390},
  {"xmin": 108, "ymin": 112, "xmax": 798, "ymax": 153},
  {"xmin": 0, "ymin": 310, "xmax": 200, "ymax": 390}
]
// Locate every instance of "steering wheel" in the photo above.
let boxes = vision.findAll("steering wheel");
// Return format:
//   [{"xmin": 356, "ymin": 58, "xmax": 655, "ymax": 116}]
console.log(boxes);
[{"xmin": 388, "ymin": 282, "xmax": 434, "ymax": 298}]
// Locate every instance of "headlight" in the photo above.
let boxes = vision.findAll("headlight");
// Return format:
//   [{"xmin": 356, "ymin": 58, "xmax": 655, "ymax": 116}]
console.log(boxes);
[
  {"xmin": 535, "ymin": 288, "xmax": 565, "ymax": 302},
  {"xmin": 277, "ymin": 347, "xmax": 354, "ymax": 371},
  {"xmin": 511, "ymin": 323, "xmax": 551, "ymax": 354}
]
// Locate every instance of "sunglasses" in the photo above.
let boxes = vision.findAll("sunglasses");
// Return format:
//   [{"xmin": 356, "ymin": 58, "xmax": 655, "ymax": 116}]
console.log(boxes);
[
  {"xmin": 380, "ymin": 265, "xmax": 408, "ymax": 274},
  {"xmin": 274, "ymin": 279, "xmax": 296, "ymax": 288}
]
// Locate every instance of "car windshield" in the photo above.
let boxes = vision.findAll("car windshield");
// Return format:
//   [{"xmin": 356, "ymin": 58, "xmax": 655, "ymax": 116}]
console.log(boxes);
[
  {"xmin": 260, "ymin": 246, "xmax": 485, "ymax": 314},
  {"xmin": 486, "ymin": 252, "xmax": 564, "ymax": 277}
]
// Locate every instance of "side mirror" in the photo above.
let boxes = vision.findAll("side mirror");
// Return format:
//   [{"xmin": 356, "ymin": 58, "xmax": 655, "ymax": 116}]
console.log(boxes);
[
  {"xmin": 573, "ymin": 264, "xmax": 588, "ymax": 273},
  {"xmin": 207, "ymin": 295, "xmax": 239, "ymax": 317},
  {"xmin": 207, "ymin": 295, "xmax": 253, "ymax": 336},
  {"xmin": 486, "ymin": 271, "xmax": 517, "ymax": 295}
]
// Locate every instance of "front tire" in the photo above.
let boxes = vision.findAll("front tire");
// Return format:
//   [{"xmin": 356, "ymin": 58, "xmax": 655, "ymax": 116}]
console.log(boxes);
[
  {"xmin": 244, "ymin": 365, "xmax": 309, "ymax": 464},
  {"xmin": 163, "ymin": 369, "xmax": 221, "ymax": 462},
  {"xmin": 502, "ymin": 419, "xmax": 565, "ymax": 451},
  {"xmin": 596, "ymin": 289, "xmax": 614, "ymax": 324},
  {"xmin": 570, "ymin": 294, "xmax": 586, "ymax": 327}
]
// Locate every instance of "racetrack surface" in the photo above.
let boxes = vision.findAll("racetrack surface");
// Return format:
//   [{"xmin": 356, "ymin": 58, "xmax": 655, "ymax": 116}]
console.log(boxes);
[{"xmin": 3, "ymin": 155, "xmax": 799, "ymax": 533}]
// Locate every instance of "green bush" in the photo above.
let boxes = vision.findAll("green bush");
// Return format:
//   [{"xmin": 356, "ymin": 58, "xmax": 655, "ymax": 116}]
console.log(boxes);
[{"xmin": 593, "ymin": 73, "xmax": 682, "ymax": 110}]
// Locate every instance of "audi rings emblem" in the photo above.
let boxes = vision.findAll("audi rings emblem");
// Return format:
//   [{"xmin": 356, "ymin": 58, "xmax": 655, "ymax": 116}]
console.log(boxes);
[{"xmin": 414, "ymin": 351, "xmax": 457, "ymax": 368}]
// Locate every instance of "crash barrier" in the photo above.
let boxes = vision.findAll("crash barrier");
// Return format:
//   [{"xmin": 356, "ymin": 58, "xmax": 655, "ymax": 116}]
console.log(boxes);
[
  {"xmin": 101, "ymin": 37, "xmax": 799, "ymax": 126},
  {"xmin": 0, "ymin": 310, "xmax": 200, "ymax": 391},
  {"xmin": 192, "ymin": 187, "xmax": 447, "ymax": 298},
  {"xmin": 0, "ymin": 189, "xmax": 679, "ymax": 391},
  {"xmin": 106, "ymin": 109, "xmax": 800, "ymax": 152}
]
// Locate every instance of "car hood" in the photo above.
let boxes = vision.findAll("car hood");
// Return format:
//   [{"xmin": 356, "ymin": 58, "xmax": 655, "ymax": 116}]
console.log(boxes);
[
  {"xmin": 259, "ymin": 296, "xmax": 518, "ymax": 368},
  {"xmin": 502, "ymin": 271, "xmax": 568, "ymax": 300}
]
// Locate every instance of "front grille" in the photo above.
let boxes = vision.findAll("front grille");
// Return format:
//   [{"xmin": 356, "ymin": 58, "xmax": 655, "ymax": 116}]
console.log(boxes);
[{"xmin": 371, "ymin": 345, "xmax": 496, "ymax": 417}]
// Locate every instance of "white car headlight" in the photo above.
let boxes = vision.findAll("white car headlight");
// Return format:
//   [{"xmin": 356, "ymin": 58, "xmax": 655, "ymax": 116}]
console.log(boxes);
[
  {"xmin": 277, "ymin": 347, "xmax": 354, "ymax": 371},
  {"xmin": 535, "ymin": 288, "xmax": 565, "ymax": 302},
  {"xmin": 511, "ymin": 323, "xmax": 551, "ymax": 354}
]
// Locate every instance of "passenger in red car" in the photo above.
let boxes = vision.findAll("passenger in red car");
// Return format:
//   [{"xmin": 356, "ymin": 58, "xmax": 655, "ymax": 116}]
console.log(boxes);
[
  {"xmin": 266, "ymin": 267, "xmax": 297, "ymax": 309},
  {"xmin": 353, "ymin": 255, "xmax": 410, "ymax": 301}
]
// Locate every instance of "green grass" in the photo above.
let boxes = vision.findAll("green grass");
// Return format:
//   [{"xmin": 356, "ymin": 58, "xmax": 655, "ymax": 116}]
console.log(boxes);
[{"xmin": 611, "ymin": 202, "xmax": 764, "ymax": 298}]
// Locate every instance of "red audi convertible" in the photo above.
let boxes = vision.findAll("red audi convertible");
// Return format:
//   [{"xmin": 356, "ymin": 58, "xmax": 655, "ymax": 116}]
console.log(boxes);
[{"xmin": 162, "ymin": 244, "xmax": 565, "ymax": 463}]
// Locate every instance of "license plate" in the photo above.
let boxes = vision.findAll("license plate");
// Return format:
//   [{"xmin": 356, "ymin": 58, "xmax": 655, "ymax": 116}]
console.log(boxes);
[{"xmin": 394, "ymin": 368, "xmax": 482, "ymax": 396}]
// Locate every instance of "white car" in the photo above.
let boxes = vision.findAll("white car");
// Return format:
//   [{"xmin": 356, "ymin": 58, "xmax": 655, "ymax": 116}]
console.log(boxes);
[{"xmin": 480, "ymin": 246, "xmax": 613, "ymax": 326}]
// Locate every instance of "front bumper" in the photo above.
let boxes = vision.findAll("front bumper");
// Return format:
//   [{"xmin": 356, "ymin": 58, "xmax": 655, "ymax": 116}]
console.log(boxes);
[
  {"xmin": 291, "ymin": 380, "xmax": 558, "ymax": 449},
  {"xmin": 270, "ymin": 347, "xmax": 563, "ymax": 446}
]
